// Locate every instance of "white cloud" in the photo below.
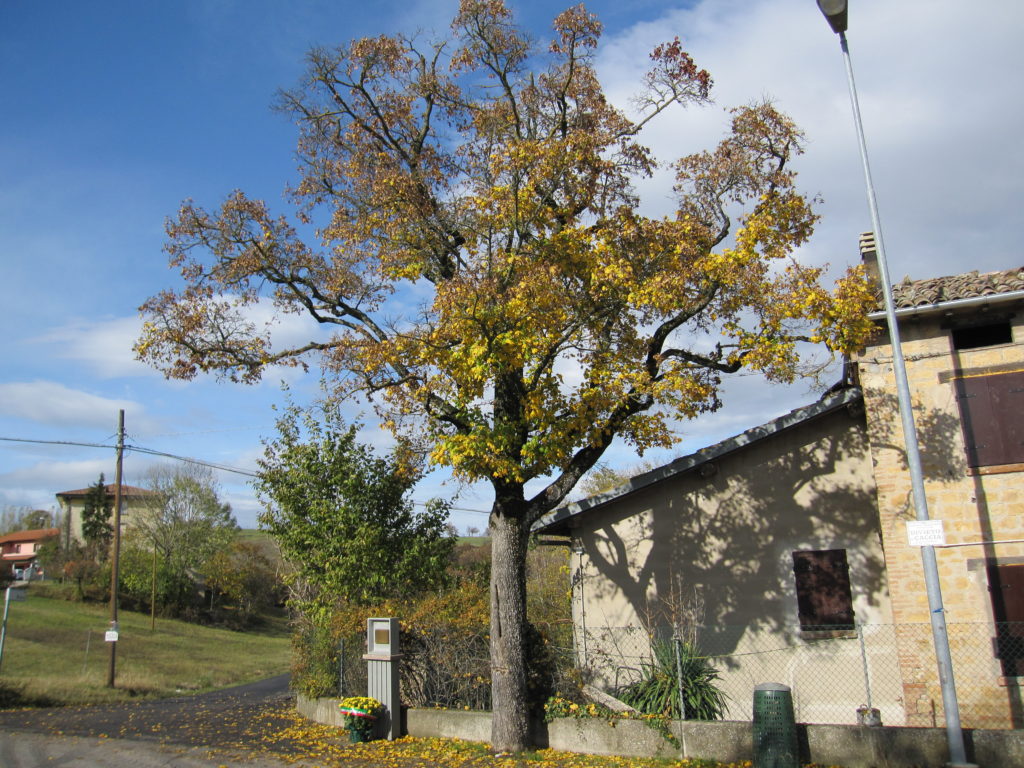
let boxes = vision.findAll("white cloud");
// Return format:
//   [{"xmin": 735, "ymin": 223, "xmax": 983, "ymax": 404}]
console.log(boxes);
[
  {"xmin": 597, "ymin": 0, "xmax": 1024, "ymax": 281},
  {"xmin": 34, "ymin": 316, "xmax": 152, "ymax": 379},
  {"xmin": 34, "ymin": 298, "xmax": 330, "ymax": 384},
  {"xmin": 0, "ymin": 381, "xmax": 161, "ymax": 433},
  {"xmin": 0, "ymin": 456, "xmax": 116, "ymax": 511}
]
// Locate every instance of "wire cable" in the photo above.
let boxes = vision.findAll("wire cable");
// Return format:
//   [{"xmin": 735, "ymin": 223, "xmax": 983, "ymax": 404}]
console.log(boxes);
[{"xmin": 1, "ymin": 435, "xmax": 491, "ymax": 513}]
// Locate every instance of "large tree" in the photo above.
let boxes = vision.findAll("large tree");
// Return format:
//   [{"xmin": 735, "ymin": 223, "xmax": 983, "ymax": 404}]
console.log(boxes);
[{"xmin": 136, "ymin": 0, "xmax": 874, "ymax": 750}]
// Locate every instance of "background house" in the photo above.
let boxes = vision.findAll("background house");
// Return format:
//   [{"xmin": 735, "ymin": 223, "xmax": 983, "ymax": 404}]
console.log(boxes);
[
  {"xmin": 0, "ymin": 527, "xmax": 60, "ymax": 580},
  {"xmin": 536, "ymin": 246, "xmax": 1024, "ymax": 729},
  {"xmin": 55, "ymin": 483, "xmax": 158, "ymax": 546}
]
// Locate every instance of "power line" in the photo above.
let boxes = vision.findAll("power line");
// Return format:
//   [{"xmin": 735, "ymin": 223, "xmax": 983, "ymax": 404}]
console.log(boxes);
[
  {"xmin": 412, "ymin": 500, "xmax": 490, "ymax": 516},
  {"xmin": 1, "ymin": 434, "xmax": 491, "ymax": 513},
  {"xmin": 0, "ymin": 434, "xmax": 258, "ymax": 478},
  {"xmin": 125, "ymin": 445, "xmax": 259, "ymax": 478},
  {"xmin": 0, "ymin": 436, "xmax": 116, "ymax": 450}
]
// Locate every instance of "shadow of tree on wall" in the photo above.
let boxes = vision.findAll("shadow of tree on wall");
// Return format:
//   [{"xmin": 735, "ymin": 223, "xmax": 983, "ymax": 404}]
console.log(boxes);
[
  {"xmin": 859, "ymin": 386, "xmax": 966, "ymax": 520},
  {"xmin": 575, "ymin": 383, "xmax": 978, "ymax": 665},
  {"xmin": 577, "ymin": 401, "xmax": 884, "ymax": 661}
]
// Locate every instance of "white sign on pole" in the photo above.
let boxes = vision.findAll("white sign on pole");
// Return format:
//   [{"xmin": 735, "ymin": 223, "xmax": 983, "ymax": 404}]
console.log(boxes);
[
  {"xmin": 105, "ymin": 631, "xmax": 119, "ymax": 643},
  {"xmin": 907, "ymin": 520, "xmax": 946, "ymax": 547}
]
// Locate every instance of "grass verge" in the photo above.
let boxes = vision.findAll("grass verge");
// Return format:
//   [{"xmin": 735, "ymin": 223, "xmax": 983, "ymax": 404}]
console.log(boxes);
[{"xmin": 0, "ymin": 584, "xmax": 290, "ymax": 707}]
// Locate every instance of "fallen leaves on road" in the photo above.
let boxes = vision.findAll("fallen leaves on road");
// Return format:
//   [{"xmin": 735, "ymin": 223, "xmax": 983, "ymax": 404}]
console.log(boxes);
[
  {"xmin": 0, "ymin": 693, "xmax": 841, "ymax": 768},
  {"xmin": 248, "ymin": 700, "xmax": 819, "ymax": 768}
]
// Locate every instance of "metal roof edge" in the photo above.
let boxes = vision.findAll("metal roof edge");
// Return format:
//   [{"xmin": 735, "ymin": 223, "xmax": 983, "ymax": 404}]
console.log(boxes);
[
  {"xmin": 867, "ymin": 290, "xmax": 1024, "ymax": 321},
  {"xmin": 532, "ymin": 386, "xmax": 863, "ymax": 534}
]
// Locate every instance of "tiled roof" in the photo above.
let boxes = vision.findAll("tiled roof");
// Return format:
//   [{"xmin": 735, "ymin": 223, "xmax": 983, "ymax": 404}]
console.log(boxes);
[
  {"xmin": 55, "ymin": 484, "xmax": 155, "ymax": 498},
  {"xmin": 891, "ymin": 267, "xmax": 1024, "ymax": 309},
  {"xmin": 0, "ymin": 527, "xmax": 60, "ymax": 545},
  {"xmin": 858, "ymin": 232, "xmax": 1024, "ymax": 310}
]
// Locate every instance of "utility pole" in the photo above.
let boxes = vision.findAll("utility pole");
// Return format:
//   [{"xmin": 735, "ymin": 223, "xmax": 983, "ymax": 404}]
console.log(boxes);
[
  {"xmin": 107, "ymin": 409, "xmax": 125, "ymax": 688},
  {"xmin": 150, "ymin": 539, "xmax": 157, "ymax": 631}
]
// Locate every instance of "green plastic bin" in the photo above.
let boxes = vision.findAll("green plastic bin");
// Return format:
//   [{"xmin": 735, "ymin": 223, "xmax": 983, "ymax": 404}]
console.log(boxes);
[{"xmin": 752, "ymin": 682, "xmax": 798, "ymax": 768}]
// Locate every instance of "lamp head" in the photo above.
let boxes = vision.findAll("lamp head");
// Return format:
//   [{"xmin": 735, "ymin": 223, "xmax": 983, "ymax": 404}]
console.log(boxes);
[{"xmin": 817, "ymin": 0, "xmax": 848, "ymax": 34}]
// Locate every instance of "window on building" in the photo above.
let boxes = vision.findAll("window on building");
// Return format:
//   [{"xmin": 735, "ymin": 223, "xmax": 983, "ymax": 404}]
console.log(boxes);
[
  {"xmin": 952, "ymin": 321, "xmax": 1013, "ymax": 351},
  {"xmin": 792, "ymin": 549, "xmax": 855, "ymax": 631},
  {"xmin": 954, "ymin": 370, "xmax": 1024, "ymax": 469},
  {"xmin": 987, "ymin": 563, "xmax": 1024, "ymax": 677}
]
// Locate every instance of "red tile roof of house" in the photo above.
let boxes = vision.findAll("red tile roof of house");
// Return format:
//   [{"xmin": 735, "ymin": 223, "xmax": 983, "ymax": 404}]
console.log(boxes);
[
  {"xmin": 55, "ymin": 484, "xmax": 156, "ymax": 499},
  {"xmin": 858, "ymin": 233, "xmax": 1024, "ymax": 310},
  {"xmin": 0, "ymin": 527, "xmax": 61, "ymax": 545},
  {"xmin": 891, "ymin": 267, "xmax": 1024, "ymax": 309}
]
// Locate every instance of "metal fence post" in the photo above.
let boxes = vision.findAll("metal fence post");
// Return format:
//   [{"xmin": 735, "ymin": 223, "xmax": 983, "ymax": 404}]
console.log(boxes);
[
  {"xmin": 855, "ymin": 622, "xmax": 882, "ymax": 726},
  {"xmin": 858, "ymin": 622, "xmax": 871, "ymax": 710},
  {"xmin": 338, "ymin": 636, "xmax": 345, "ymax": 697},
  {"xmin": 674, "ymin": 635, "xmax": 687, "ymax": 721}
]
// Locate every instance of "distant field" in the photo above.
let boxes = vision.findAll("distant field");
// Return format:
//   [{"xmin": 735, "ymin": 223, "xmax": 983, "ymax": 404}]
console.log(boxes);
[
  {"xmin": 0, "ymin": 586, "xmax": 291, "ymax": 708},
  {"xmin": 235, "ymin": 527, "xmax": 273, "ymax": 544}
]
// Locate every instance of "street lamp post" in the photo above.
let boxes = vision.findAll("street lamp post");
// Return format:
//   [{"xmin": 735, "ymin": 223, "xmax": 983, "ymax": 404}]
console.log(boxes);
[{"xmin": 814, "ymin": 2, "xmax": 975, "ymax": 767}]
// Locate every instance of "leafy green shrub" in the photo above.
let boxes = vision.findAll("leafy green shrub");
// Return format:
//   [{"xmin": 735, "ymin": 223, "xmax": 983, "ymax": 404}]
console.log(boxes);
[
  {"xmin": 292, "ymin": 616, "xmax": 343, "ymax": 699},
  {"xmin": 111, "ymin": 542, "xmax": 195, "ymax": 616},
  {"xmin": 617, "ymin": 639, "xmax": 728, "ymax": 721}
]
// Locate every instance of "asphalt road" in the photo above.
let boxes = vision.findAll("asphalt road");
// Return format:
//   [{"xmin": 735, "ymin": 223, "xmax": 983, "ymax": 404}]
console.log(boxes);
[{"xmin": 0, "ymin": 674, "xmax": 320, "ymax": 768}]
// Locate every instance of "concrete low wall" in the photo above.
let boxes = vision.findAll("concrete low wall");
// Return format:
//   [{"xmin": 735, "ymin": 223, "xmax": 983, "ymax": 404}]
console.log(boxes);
[{"xmin": 296, "ymin": 696, "xmax": 1024, "ymax": 767}]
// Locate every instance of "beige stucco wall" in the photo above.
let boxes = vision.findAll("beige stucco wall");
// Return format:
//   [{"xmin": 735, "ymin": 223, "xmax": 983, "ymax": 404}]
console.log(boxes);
[
  {"xmin": 60, "ymin": 494, "xmax": 157, "ymax": 544},
  {"xmin": 567, "ymin": 404, "xmax": 900, "ymax": 724},
  {"xmin": 855, "ymin": 311, "xmax": 1024, "ymax": 728}
]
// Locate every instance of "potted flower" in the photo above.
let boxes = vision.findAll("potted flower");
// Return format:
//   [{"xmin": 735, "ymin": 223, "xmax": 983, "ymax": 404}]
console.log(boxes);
[{"xmin": 338, "ymin": 696, "xmax": 382, "ymax": 742}]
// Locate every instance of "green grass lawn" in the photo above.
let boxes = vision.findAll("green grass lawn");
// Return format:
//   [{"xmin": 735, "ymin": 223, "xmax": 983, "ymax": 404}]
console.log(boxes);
[{"xmin": 0, "ymin": 584, "xmax": 291, "ymax": 707}]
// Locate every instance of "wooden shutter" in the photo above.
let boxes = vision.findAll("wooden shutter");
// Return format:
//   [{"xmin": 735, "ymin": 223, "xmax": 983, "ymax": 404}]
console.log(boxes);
[
  {"xmin": 792, "ymin": 549, "xmax": 855, "ymax": 631},
  {"xmin": 988, "ymin": 564, "xmax": 1024, "ymax": 676},
  {"xmin": 955, "ymin": 371, "xmax": 1024, "ymax": 468}
]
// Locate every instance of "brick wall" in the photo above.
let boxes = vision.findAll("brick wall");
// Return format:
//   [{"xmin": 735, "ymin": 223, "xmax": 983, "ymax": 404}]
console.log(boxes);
[{"xmin": 856, "ymin": 310, "xmax": 1024, "ymax": 727}]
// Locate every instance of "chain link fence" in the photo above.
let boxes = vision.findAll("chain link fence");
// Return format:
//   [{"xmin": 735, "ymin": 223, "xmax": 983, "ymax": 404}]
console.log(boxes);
[
  {"xmin": 335, "ymin": 620, "xmax": 1024, "ymax": 729},
  {"xmin": 335, "ymin": 626, "xmax": 493, "ymax": 711},
  {"xmin": 576, "ymin": 621, "xmax": 1024, "ymax": 728}
]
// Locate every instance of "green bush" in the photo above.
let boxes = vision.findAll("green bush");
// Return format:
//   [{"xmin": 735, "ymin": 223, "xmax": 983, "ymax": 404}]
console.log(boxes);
[
  {"xmin": 617, "ymin": 639, "xmax": 728, "ymax": 721},
  {"xmin": 292, "ymin": 616, "xmax": 344, "ymax": 699}
]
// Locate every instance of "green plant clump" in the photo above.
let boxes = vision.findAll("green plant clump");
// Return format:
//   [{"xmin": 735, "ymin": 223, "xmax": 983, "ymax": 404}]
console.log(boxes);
[{"xmin": 618, "ymin": 639, "xmax": 728, "ymax": 721}]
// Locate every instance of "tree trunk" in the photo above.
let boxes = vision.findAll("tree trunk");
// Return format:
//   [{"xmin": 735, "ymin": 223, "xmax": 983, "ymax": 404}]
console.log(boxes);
[{"xmin": 488, "ymin": 499, "xmax": 530, "ymax": 753}]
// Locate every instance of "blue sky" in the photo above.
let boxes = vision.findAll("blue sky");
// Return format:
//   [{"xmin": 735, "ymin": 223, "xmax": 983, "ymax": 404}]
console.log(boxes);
[{"xmin": 2, "ymin": 0, "xmax": 1022, "ymax": 531}]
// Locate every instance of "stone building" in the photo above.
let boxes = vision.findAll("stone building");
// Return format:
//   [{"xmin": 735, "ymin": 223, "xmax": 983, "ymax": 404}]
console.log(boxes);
[
  {"xmin": 55, "ymin": 482, "xmax": 158, "ymax": 546},
  {"xmin": 855, "ymin": 239, "xmax": 1024, "ymax": 728},
  {"xmin": 535, "ymin": 245, "xmax": 1024, "ymax": 728}
]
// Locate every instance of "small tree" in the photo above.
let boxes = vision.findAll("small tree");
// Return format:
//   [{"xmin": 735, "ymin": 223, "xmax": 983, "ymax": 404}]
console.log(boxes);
[
  {"xmin": 255, "ymin": 400, "xmax": 455, "ymax": 607},
  {"xmin": 80, "ymin": 474, "xmax": 113, "ymax": 561},
  {"xmin": 62, "ymin": 542, "xmax": 101, "ymax": 600},
  {"xmin": 204, "ymin": 540, "xmax": 280, "ymax": 622},
  {"xmin": 256, "ymin": 401, "xmax": 455, "ymax": 695},
  {"xmin": 22, "ymin": 510, "xmax": 54, "ymax": 530},
  {"xmin": 114, "ymin": 534, "xmax": 193, "ymax": 614},
  {"xmin": 136, "ymin": 464, "xmax": 238, "ymax": 614}
]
